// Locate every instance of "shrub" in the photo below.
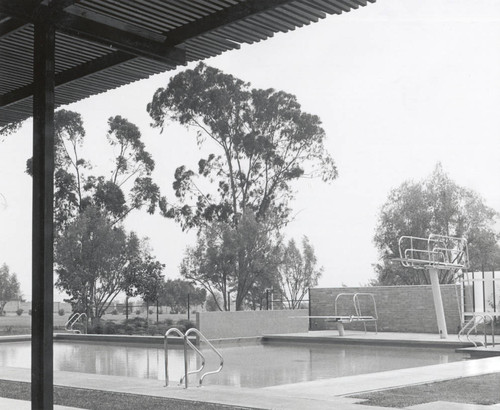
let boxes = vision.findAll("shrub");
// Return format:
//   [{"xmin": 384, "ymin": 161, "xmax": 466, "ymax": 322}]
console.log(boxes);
[
  {"xmin": 147, "ymin": 325, "xmax": 158, "ymax": 336},
  {"xmin": 88, "ymin": 322, "xmax": 104, "ymax": 334},
  {"xmin": 111, "ymin": 309, "xmax": 118, "ymax": 315},
  {"xmin": 16, "ymin": 308, "xmax": 23, "ymax": 316},
  {"xmin": 58, "ymin": 308, "xmax": 65, "ymax": 316},
  {"xmin": 124, "ymin": 325, "xmax": 134, "ymax": 335},
  {"xmin": 176, "ymin": 319, "xmax": 196, "ymax": 332},
  {"xmin": 135, "ymin": 309, "xmax": 141, "ymax": 315},
  {"xmin": 148, "ymin": 309, "xmax": 154, "ymax": 315},
  {"xmin": 104, "ymin": 321, "xmax": 117, "ymax": 334}
]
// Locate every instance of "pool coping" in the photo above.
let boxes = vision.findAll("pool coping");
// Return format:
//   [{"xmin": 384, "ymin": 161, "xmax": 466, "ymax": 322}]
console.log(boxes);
[{"xmin": 2, "ymin": 357, "xmax": 500, "ymax": 410}]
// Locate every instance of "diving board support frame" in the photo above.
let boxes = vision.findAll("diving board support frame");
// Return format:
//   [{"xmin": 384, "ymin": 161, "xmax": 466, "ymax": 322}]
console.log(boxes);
[
  {"xmin": 429, "ymin": 268, "xmax": 448, "ymax": 339},
  {"xmin": 395, "ymin": 234, "xmax": 469, "ymax": 340}
]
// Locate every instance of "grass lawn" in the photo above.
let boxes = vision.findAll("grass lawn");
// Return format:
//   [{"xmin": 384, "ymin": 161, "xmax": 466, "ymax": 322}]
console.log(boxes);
[
  {"xmin": 351, "ymin": 372, "xmax": 500, "ymax": 408},
  {"xmin": 0, "ymin": 380, "xmax": 255, "ymax": 410},
  {"xmin": 0, "ymin": 374, "xmax": 499, "ymax": 409}
]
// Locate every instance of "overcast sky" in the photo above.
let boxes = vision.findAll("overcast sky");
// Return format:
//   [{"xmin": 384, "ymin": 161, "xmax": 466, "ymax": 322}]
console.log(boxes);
[{"xmin": 2, "ymin": 0, "xmax": 500, "ymax": 300}]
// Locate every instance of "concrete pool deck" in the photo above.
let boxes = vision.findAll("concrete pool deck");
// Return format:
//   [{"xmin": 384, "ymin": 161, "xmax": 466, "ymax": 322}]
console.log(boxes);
[{"xmin": 1, "ymin": 330, "xmax": 500, "ymax": 409}]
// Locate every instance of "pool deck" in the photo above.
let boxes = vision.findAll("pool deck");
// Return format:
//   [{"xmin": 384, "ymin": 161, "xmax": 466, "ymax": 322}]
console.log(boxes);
[{"xmin": 1, "ymin": 330, "xmax": 500, "ymax": 409}]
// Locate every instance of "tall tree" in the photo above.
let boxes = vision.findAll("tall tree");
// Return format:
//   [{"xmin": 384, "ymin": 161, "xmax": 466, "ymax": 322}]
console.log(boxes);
[
  {"xmin": 55, "ymin": 206, "xmax": 162, "ymax": 323},
  {"xmin": 180, "ymin": 211, "xmax": 280, "ymax": 311},
  {"xmin": 374, "ymin": 164, "xmax": 499, "ymax": 285},
  {"xmin": 26, "ymin": 110, "xmax": 161, "ymax": 234},
  {"xmin": 25, "ymin": 110, "xmax": 164, "ymax": 314},
  {"xmin": 0, "ymin": 264, "xmax": 21, "ymax": 315},
  {"xmin": 148, "ymin": 63, "xmax": 336, "ymax": 307},
  {"xmin": 278, "ymin": 237, "xmax": 323, "ymax": 309},
  {"xmin": 148, "ymin": 62, "xmax": 337, "ymax": 229}
]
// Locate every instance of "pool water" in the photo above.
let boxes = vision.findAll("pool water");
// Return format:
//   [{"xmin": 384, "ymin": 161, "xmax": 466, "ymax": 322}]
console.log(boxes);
[{"xmin": 0, "ymin": 341, "xmax": 468, "ymax": 388}]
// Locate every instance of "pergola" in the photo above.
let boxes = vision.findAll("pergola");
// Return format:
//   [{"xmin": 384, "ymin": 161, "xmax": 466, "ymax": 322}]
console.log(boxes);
[{"xmin": 0, "ymin": 1, "xmax": 374, "ymax": 408}]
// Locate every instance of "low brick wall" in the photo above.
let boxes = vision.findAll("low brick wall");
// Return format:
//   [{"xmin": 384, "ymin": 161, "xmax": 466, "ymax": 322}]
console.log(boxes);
[
  {"xmin": 196, "ymin": 309, "xmax": 308, "ymax": 339},
  {"xmin": 310, "ymin": 285, "xmax": 461, "ymax": 334}
]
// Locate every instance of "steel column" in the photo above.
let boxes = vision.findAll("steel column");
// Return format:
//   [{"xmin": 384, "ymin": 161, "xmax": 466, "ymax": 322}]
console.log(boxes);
[{"xmin": 32, "ymin": 20, "xmax": 55, "ymax": 410}]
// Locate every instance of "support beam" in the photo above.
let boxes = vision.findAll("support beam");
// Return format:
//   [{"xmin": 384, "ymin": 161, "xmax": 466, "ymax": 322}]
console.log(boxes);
[
  {"xmin": 163, "ymin": 0, "xmax": 297, "ymax": 47},
  {"xmin": 429, "ymin": 268, "xmax": 448, "ymax": 339},
  {"xmin": 0, "ymin": 0, "xmax": 186, "ymax": 66},
  {"xmin": 31, "ymin": 20, "xmax": 55, "ymax": 410},
  {"xmin": 0, "ymin": 51, "xmax": 135, "ymax": 108}
]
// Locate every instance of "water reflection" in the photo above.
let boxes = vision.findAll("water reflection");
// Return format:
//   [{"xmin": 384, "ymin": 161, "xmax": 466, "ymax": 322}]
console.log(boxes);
[{"xmin": 0, "ymin": 342, "xmax": 467, "ymax": 388}]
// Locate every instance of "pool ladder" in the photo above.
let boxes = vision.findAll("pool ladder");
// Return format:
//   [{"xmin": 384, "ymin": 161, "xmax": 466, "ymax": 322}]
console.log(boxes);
[
  {"xmin": 65, "ymin": 313, "xmax": 87, "ymax": 334},
  {"xmin": 458, "ymin": 313, "xmax": 496, "ymax": 348},
  {"xmin": 164, "ymin": 328, "xmax": 223, "ymax": 388}
]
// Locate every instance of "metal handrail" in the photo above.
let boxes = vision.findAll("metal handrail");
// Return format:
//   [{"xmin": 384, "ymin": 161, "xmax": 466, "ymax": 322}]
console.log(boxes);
[
  {"xmin": 334, "ymin": 293, "xmax": 355, "ymax": 316},
  {"xmin": 164, "ymin": 328, "xmax": 187, "ymax": 387},
  {"xmin": 353, "ymin": 293, "xmax": 378, "ymax": 333},
  {"xmin": 334, "ymin": 292, "xmax": 378, "ymax": 333},
  {"xmin": 458, "ymin": 313, "xmax": 495, "ymax": 347},
  {"xmin": 185, "ymin": 328, "xmax": 224, "ymax": 386},
  {"xmin": 65, "ymin": 312, "xmax": 87, "ymax": 334},
  {"xmin": 164, "ymin": 327, "xmax": 224, "ymax": 388}
]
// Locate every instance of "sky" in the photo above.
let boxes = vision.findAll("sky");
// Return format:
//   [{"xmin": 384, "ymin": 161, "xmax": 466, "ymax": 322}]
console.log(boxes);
[{"xmin": 1, "ymin": 0, "xmax": 500, "ymax": 301}]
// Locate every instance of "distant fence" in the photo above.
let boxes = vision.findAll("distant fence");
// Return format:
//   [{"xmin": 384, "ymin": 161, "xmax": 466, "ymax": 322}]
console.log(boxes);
[{"xmin": 3, "ymin": 301, "xmax": 72, "ymax": 314}]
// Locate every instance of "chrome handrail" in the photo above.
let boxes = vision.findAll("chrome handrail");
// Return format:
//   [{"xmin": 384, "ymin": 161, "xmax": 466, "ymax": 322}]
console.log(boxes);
[
  {"xmin": 334, "ymin": 292, "xmax": 378, "ymax": 333},
  {"xmin": 185, "ymin": 328, "xmax": 224, "ymax": 386},
  {"xmin": 458, "ymin": 313, "xmax": 495, "ymax": 347},
  {"xmin": 164, "ymin": 327, "xmax": 224, "ymax": 388},
  {"xmin": 164, "ymin": 328, "xmax": 187, "ymax": 387},
  {"xmin": 353, "ymin": 293, "xmax": 378, "ymax": 333},
  {"xmin": 65, "ymin": 312, "xmax": 87, "ymax": 334}
]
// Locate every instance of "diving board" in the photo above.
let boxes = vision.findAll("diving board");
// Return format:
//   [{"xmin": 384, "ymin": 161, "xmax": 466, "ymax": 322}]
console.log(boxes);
[{"xmin": 301, "ymin": 292, "xmax": 378, "ymax": 336}]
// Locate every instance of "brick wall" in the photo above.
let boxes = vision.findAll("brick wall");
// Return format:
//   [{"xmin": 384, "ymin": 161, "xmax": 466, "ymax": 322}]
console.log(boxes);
[
  {"xmin": 310, "ymin": 285, "xmax": 461, "ymax": 334},
  {"xmin": 196, "ymin": 309, "xmax": 309, "ymax": 339}
]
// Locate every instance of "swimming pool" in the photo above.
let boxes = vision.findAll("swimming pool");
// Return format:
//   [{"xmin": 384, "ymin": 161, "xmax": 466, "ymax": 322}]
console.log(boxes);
[{"xmin": 0, "ymin": 341, "xmax": 468, "ymax": 388}]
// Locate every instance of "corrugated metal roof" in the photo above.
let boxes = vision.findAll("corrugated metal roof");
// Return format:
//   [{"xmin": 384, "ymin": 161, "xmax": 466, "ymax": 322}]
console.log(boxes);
[{"xmin": 0, "ymin": 0, "xmax": 375, "ymax": 127}]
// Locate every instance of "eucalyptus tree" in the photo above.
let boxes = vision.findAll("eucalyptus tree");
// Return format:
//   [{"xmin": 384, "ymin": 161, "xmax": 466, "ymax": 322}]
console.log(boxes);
[
  {"xmin": 0, "ymin": 263, "xmax": 21, "ymax": 316},
  {"xmin": 374, "ymin": 164, "xmax": 499, "ymax": 285},
  {"xmin": 278, "ymin": 236, "xmax": 323, "ymax": 309},
  {"xmin": 148, "ymin": 63, "xmax": 336, "ymax": 307},
  {"xmin": 26, "ymin": 110, "xmax": 164, "ymax": 316},
  {"xmin": 26, "ymin": 110, "xmax": 161, "ymax": 234},
  {"xmin": 55, "ymin": 206, "xmax": 163, "ymax": 322},
  {"xmin": 148, "ymin": 63, "xmax": 337, "ymax": 229},
  {"xmin": 180, "ymin": 210, "xmax": 281, "ymax": 311}
]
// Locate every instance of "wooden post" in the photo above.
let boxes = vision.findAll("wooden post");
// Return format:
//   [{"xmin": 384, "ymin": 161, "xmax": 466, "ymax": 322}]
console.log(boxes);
[{"xmin": 32, "ymin": 20, "xmax": 55, "ymax": 410}]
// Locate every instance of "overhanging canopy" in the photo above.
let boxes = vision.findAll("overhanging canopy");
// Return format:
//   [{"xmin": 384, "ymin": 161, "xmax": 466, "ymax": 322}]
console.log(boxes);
[{"xmin": 1, "ymin": 0, "xmax": 374, "ymax": 127}]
